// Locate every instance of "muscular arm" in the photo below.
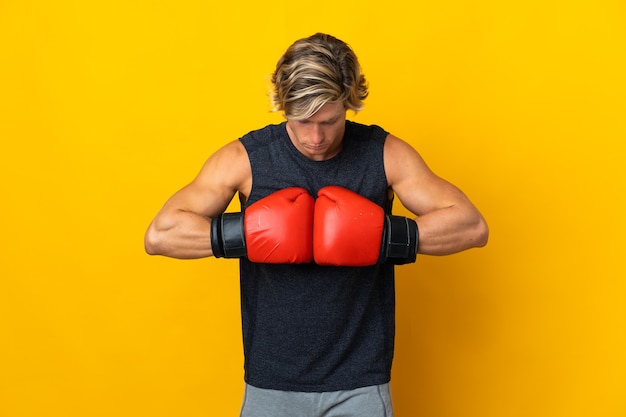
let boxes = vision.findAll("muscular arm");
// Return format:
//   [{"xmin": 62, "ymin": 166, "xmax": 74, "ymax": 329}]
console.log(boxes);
[
  {"xmin": 384, "ymin": 134, "xmax": 488, "ymax": 255},
  {"xmin": 144, "ymin": 141, "xmax": 252, "ymax": 259}
]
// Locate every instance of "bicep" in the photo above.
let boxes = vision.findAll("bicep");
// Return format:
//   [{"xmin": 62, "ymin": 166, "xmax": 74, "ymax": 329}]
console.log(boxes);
[
  {"xmin": 155, "ymin": 141, "xmax": 251, "ymax": 220},
  {"xmin": 385, "ymin": 134, "xmax": 472, "ymax": 216}
]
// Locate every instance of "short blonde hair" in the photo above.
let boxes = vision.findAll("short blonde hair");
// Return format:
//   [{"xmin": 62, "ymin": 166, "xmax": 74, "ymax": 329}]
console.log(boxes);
[{"xmin": 271, "ymin": 33, "xmax": 369, "ymax": 120}]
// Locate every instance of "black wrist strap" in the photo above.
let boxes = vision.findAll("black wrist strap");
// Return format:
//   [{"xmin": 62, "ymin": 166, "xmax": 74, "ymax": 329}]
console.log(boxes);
[
  {"xmin": 210, "ymin": 213, "xmax": 247, "ymax": 258},
  {"xmin": 381, "ymin": 215, "xmax": 419, "ymax": 264}
]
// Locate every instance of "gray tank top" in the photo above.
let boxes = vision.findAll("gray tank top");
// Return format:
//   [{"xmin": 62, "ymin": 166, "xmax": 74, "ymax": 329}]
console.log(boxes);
[{"xmin": 238, "ymin": 120, "xmax": 395, "ymax": 392}]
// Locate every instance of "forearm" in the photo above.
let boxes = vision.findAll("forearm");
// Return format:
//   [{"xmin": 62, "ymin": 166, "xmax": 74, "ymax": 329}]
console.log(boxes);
[
  {"xmin": 415, "ymin": 205, "xmax": 488, "ymax": 256},
  {"xmin": 144, "ymin": 209, "xmax": 214, "ymax": 259}
]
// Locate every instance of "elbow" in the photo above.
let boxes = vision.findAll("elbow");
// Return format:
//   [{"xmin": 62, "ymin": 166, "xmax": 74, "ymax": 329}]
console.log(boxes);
[
  {"xmin": 475, "ymin": 217, "xmax": 489, "ymax": 248},
  {"xmin": 144, "ymin": 242, "xmax": 158, "ymax": 256},
  {"xmin": 144, "ymin": 226, "xmax": 163, "ymax": 255}
]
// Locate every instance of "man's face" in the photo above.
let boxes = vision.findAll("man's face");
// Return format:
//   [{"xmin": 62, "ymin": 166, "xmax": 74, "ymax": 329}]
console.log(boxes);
[{"xmin": 286, "ymin": 102, "xmax": 347, "ymax": 161}]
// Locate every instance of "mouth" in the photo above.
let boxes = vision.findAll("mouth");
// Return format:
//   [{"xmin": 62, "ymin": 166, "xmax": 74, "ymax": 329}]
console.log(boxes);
[{"xmin": 305, "ymin": 143, "xmax": 327, "ymax": 151}]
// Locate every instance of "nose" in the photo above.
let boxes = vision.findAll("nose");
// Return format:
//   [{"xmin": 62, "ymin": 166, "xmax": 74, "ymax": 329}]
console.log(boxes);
[{"xmin": 309, "ymin": 124, "xmax": 323, "ymax": 144}]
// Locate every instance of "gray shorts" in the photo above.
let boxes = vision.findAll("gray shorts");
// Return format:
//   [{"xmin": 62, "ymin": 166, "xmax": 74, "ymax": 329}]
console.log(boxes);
[{"xmin": 239, "ymin": 383, "xmax": 394, "ymax": 417}]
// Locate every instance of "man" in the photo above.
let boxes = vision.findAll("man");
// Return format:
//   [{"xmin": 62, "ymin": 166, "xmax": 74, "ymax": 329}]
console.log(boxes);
[{"xmin": 145, "ymin": 33, "xmax": 488, "ymax": 417}]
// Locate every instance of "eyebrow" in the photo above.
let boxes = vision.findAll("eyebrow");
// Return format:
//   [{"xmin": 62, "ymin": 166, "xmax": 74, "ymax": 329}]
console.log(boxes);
[{"xmin": 321, "ymin": 113, "xmax": 343, "ymax": 123}]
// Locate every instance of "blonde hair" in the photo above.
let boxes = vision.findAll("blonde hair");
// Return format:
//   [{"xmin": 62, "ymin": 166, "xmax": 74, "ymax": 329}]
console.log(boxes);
[{"xmin": 270, "ymin": 33, "xmax": 368, "ymax": 120}]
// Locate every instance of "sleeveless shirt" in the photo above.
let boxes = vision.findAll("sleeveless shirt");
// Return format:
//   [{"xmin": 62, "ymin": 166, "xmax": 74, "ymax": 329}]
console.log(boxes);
[{"xmin": 238, "ymin": 120, "xmax": 395, "ymax": 392}]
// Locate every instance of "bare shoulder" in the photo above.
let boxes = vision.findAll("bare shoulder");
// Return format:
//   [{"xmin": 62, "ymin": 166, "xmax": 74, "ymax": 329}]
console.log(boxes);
[
  {"xmin": 383, "ymin": 134, "xmax": 434, "ymax": 188},
  {"xmin": 195, "ymin": 140, "xmax": 252, "ymax": 198}
]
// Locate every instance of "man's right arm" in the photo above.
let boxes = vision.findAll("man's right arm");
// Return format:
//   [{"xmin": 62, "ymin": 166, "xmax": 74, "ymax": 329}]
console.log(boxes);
[{"xmin": 144, "ymin": 141, "xmax": 252, "ymax": 259}]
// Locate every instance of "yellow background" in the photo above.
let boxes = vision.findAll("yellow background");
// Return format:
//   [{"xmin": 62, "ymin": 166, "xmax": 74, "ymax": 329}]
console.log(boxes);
[{"xmin": 1, "ymin": 1, "xmax": 625, "ymax": 416}]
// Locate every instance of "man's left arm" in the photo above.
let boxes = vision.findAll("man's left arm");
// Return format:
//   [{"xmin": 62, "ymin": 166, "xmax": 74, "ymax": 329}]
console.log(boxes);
[{"xmin": 384, "ymin": 134, "xmax": 489, "ymax": 256}]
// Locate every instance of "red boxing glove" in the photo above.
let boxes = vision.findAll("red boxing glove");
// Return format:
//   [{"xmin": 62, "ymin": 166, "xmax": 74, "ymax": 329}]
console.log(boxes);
[
  {"xmin": 211, "ymin": 187, "xmax": 314, "ymax": 264},
  {"xmin": 314, "ymin": 186, "xmax": 384, "ymax": 266},
  {"xmin": 314, "ymin": 186, "xmax": 419, "ymax": 266}
]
